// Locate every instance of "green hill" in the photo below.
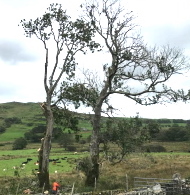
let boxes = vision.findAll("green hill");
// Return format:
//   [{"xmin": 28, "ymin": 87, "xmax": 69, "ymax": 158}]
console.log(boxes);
[
  {"xmin": 0, "ymin": 102, "xmax": 189, "ymax": 143},
  {"xmin": 0, "ymin": 102, "xmax": 93, "ymax": 143},
  {"xmin": 0, "ymin": 102, "xmax": 45, "ymax": 142}
]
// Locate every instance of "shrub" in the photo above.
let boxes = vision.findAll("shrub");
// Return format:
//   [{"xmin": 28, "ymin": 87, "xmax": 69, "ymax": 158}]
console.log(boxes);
[
  {"xmin": 4, "ymin": 117, "xmax": 22, "ymax": 127},
  {"xmin": 24, "ymin": 125, "xmax": 62, "ymax": 142},
  {"xmin": 0, "ymin": 126, "xmax": 6, "ymax": 133},
  {"xmin": 79, "ymin": 140, "xmax": 86, "ymax": 144},
  {"xmin": 158, "ymin": 127, "xmax": 189, "ymax": 141},
  {"xmin": 27, "ymin": 123, "xmax": 33, "ymax": 126},
  {"xmin": 143, "ymin": 144, "xmax": 166, "ymax": 152},
  {"xmin": 12, "ymin": 137, "xmax": 27, "ymax": 150},
  {"xmin": 65, "ymin": 145, "xmax": 76, "ymax": 151},
  {"xmin": 58, "ymin": 133, "xmax": 75, "ymax": 148}
]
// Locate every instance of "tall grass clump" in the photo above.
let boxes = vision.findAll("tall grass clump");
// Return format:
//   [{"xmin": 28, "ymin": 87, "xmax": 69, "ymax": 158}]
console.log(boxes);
[{"xmin": 0, "ymin": 176, "xmax": 40, "ymax": 194}]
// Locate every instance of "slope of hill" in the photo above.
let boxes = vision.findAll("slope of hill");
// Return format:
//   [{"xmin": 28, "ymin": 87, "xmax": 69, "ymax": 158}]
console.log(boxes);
[
  {"xmin": 0, "ymin": 102, "xmax": 43, "ymax": 118},
  {"xmin": 0, "ymin": 102, "xmax": 93, "ymax": 143},
  {"xmin": 0, "ymin": 102, "xmax": 45, "ymax": 142},
  {"xmin": 0, "ymin": 102, "xmax": 188, "ymax": 143}
]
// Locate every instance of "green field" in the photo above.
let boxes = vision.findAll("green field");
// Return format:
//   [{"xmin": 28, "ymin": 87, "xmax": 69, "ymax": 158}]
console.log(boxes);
[
  {"xmin": 0, "ymin": 102, "xmax": 189, "ymax": 142},
  {"xmin": 0, "ymin": 144, "xmax": 88, "ymax": 177},
  {"xmin": 1, "ymin": 102, "xmax": 190, "ymax": 182}
]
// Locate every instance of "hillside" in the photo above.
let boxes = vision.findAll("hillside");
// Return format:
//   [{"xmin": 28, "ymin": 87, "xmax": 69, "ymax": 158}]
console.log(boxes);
[
  {"xmin": 0, "ymin": 102, "xmax": 189, "ymax": 143},
  {"xmin": 0, "ymin": 102, "xmax": 93, "ymax": 143},
  {"xmin": 0, "ymin": 102, "xmax": 45, "ymax": 142}
]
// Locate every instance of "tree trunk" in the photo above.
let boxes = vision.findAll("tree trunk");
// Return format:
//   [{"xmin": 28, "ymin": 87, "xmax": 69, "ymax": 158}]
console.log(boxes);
[
  {"xmin": 85, "ymin": 107, "xmax": 101, "ymax": 187},
  {"xmin": 85, "ymin": 79, "xmax": 109, "ymax": 187},
  {"xmin": 38, "ymin": 102, "xmax": 54, "ymax": 190}
]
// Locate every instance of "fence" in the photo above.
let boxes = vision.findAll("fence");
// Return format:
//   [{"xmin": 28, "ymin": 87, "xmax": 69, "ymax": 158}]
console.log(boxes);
[{"xmin": 133, "ymin": 177, "xmax": 189, "ymax": 195}]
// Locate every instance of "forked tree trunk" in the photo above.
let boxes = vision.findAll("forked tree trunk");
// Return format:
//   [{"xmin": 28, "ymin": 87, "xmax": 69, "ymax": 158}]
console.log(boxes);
[{"xmin": 38, "ymin": 103, "xmax": 54, "ymax": 190}]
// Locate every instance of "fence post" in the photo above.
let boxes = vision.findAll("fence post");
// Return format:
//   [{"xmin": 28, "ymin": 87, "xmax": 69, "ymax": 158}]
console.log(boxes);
[{"xmin": 126, "ymin": 174, "xmax": 128, "ymax": 191}]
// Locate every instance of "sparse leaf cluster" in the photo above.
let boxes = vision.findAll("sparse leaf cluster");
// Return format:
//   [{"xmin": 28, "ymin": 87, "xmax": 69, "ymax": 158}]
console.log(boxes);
[{"xmin": 59, "ymin": 82, "xmax": 99, "ymax": 109}]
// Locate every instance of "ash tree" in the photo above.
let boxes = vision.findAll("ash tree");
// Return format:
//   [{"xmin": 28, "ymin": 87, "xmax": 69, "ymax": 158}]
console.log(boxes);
[
  {"xmin": 20, "ymin": 3, "xmax": 99, "ymax": 190},
  {"xmin": 60, "ymin": 0, "xmax": 189, "ymax": 187}
]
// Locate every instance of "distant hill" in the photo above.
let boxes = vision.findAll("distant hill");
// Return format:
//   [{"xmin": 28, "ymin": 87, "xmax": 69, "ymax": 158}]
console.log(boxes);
[
  {"xmin": 0, "ymin": 102, "xmax": 43, "ymax": 119},
  {"xmin": 0, "ymin": 102, "xmax": 45, "ymax": 142},
  {"xmin": 0, "ymin": 102, "xmax": 93, "ymax": 143},
  {"xmin": 0, "ymin": 102, "xmax": 189, "ymax": 143}
]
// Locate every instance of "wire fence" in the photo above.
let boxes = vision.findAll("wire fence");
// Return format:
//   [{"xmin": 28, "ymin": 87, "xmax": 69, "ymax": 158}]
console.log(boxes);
[{"xmin": 133, "ymin": 176, "xmax": 190, "ymax": 195}]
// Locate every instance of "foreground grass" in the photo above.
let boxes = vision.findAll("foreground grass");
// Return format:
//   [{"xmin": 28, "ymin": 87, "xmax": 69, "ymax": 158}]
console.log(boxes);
[
  {"xmin": 1, "ymin": 152, "xmax": 190, "ymax": 194},
  {"xmin": 1, "ymin": 142, "xmax": 190, "ymax": 194}
]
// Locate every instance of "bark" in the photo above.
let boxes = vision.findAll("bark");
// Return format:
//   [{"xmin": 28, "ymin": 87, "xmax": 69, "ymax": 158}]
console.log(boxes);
[
  {"xmin": 38, "ymin": 102, "xmax": 54, "ymax": 190},
  {"xmin": 85, "ymin": 111, "xmax": 101, "ymax": 186},
  {"xmin": 85, "ymin": 85, "xmax": 109, "ymax": 186}
]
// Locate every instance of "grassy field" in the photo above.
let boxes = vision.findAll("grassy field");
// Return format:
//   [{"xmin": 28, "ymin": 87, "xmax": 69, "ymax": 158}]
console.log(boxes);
[
  {"xmin": 1, "ymin": 144, "xmax": 190, "ymax": 195},
  {"xmin": 1, "ymin": 102, "xmax": 190, "ymax": 194},
  {"xmin": 0, "ymin": 147, "xmax": 84, "ymax": 178},
  {"xmin": 0, "ymin": 102, "xmax": 189, "ymax": 143},
  {"xmin": 0, "ymin": 141, "xmax": 190, "ymax": 177}
]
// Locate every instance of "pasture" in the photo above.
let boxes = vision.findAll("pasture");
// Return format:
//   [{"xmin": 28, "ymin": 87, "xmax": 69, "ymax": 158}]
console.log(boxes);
[
  {"xmin": 1, "ymin": 142, "xmax": 190, "ymax": 179},
  {"xmin": 0, "ymin": 144, "xmax": 87, "ymax": 178},
  {"xmin": 1, "ymin": 142, "xmax": 190, "ymax": 194},
  {"xmin": 1, "ymin": 102, "xmax": 190, "ymax": 193}
]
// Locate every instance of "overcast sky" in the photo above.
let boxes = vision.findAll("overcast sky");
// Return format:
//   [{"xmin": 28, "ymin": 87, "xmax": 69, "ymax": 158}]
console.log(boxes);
[{"xmin": 0, "ymin": 0, "xmax": 190, "ymax": 119}]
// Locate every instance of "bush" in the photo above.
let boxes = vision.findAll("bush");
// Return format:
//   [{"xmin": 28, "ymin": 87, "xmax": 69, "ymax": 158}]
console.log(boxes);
[
  {"xmin": 143, "ymin": 144, "xmax": 166, "ymax": 152},
  {"xmin": 4, "ymin": 117, "xmax": 22, "ymax": 127},
  {"xmin": 27, "ymin": 123, "xmax": 33, "ymax": 126},
  {"xmin": 65, "ymin": 145, "xmax": 76, "ymax": 151},
  {"xmin": 24, "ymin": 125, "xmax": 62, "ymax": 142},
  {"xmin": 12, "ymin": 137, "xmax": 27, "ymax": 150},
  {"xmin": 79, "ymin": 140, "xmax": 86, "ymax": 144},
  {"xmin": 158, "ymin": 127, "xmax": 189, "ymax": 141},
  {"xmin": 0, "ymin": 126, "xmax": 6, "ymax": 133},
  {"xmin": 58, "ymin": 133, "xmax": 75, "ymax": 148}
]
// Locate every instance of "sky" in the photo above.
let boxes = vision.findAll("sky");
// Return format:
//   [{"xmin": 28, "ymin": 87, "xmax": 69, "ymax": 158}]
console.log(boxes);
[{"xmin": 0, "ymin": 0, "xmax": 190, "ymax": 120}]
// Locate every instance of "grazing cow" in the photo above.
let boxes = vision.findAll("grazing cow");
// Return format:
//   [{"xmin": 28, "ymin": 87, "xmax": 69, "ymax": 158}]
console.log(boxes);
[
  {"xmin": 22, "ymin": 161, "xmax": 28, "ymax": 165},
  {"xmin": 34, "ymin": 161, "xmax": 39, "ymax": 165},
  {"xmin": 61, "ymin": 157, "xmax": 67, "ymax": 160}
]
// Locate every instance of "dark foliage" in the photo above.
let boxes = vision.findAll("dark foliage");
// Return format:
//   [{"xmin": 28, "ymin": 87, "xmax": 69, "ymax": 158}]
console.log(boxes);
[
  {"xmin": 24, "ymin": 125, "xmax": 62, "ymax": 142},
  {"xmin": 0, "ymin": 126, "xmax": 6, "ymax": 133},
  {"xmin": 4, "ymin": 117, "xmax": 22, "ymax": 128},
  {"xmin": 58, "ymin": 132, "xmax": 75, "ymax": 149},
  {"xmin": 12, "ymin": 137, "xmax": 27, "ymax": 150},
  {"xmin": 157, "ymin": 119, "xmax": 171, "ymax": 124},
  {"xmin": 65, "ymin": 145, "xmax": 77, "ymax": 151},
  {"xmin": 100, "ymin": 116, "xmax": 150, "ymax": 160},
  {"xmin": 157, "ymin": 126, "xmax": 190, "ymax": 141},
  {"xmin": 143, "ymin": 144, "xmax": 166, "ymax": 152}
]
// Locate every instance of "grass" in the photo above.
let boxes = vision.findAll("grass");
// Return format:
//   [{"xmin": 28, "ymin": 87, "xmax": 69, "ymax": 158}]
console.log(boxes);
[
  {"xmin": 1, "ymin": 102, "xmax": 190, "ymax": 193},
  {"xmin": 0, "ymin": 143, "xmax": 88, "ymax": 178},
  {"xmin": 149, "ymin": 141, "xmax": 190, "ymax": 152},
  {"xmin": 0, "ymin": 124, "xmax": 31, "ymax": 142},
  {"xmin": 1, "ymin": 143, "xmax": 190, "ymax": 194},
  {"xmin": 0, "ymin": 142, "xmax": 190, "ymax": 178},
  {"xmin": 0, "ymin": 102, "xmax": 189, "ymax": 145}
]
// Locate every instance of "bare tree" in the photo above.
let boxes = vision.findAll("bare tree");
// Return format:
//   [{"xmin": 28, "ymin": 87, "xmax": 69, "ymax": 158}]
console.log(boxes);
[
  {"xmin": 20, "ymin": 3, "xmax": 99, "ymax": 190},
  {"xmin": 61, "ymin": 0, "xmax": 189, "ymax": 186}
]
